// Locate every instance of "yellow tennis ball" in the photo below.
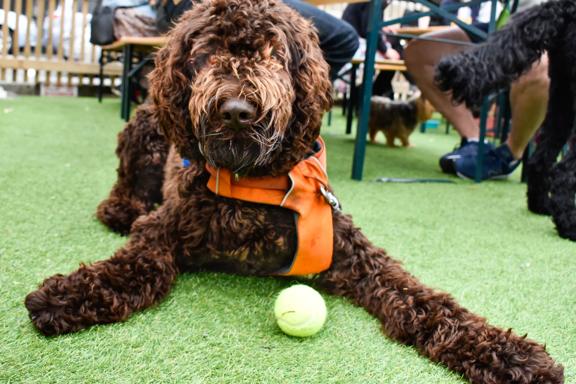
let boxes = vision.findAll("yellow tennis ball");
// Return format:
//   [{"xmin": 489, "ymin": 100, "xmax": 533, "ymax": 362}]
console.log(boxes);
[{"xmin": 274, "ymin": 284, "xmax": 327, "ymax": 337}]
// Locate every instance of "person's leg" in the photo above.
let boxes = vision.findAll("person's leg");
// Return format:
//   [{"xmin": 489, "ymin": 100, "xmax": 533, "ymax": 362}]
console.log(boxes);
[
  {"xmin": 453, "ymin": 55, "xmax": 550, "ymax": 180},
  {"xmin": 506, "ymin": 54, "xmax": 550, "ymax": 159},
  {"xmin": 404, "ymin": 28, "xmax": 479, "ymax": 139}
]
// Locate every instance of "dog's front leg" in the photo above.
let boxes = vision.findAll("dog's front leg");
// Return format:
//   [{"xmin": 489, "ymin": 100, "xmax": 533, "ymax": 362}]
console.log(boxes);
[
  {"xmin": 550, "ymin": 145, "xmax": 576, "ymax": 241},
  {"xmin": 25, "ymin": 210, "xmax": 177, "ymax": 336},
  {"xmin": 97, "ymin": 105, "xmax": 169, "ymax": 235},
  {"xmin": 526, "ymin": 53, "xmax": 574, "ymax": 217},
  {"xmin": 318, "ymin": 213, "xmax": 563, "ymax": 384}
]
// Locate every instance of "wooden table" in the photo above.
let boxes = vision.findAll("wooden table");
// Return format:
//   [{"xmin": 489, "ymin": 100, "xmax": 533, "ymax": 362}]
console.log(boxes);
[
  {"xmin": 100, "ymin": 36, "xmax": 167, "ymax": 121},
  {"xmin": 396, "ymin": 25, "xmax": 451, "ymax": 36},
  {"xmin": 345, "ymin": 58, "xmax": 407, "ymax": 135}
]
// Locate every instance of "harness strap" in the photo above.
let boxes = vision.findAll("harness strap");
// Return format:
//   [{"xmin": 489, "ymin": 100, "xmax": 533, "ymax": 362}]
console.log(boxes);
[{"xmin": 205, "ymin": 137, "xmax": 334, "ymax": 276}]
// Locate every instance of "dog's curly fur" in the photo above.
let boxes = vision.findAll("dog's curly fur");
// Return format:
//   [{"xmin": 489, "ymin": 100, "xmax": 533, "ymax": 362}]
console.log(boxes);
[
  {"xmin": 435, "ymin": 0, "xmax": 576, "ymax": 241},
  {"xmin": 25, "ymin": 1, "xmax": 563, "ymax": 382}
]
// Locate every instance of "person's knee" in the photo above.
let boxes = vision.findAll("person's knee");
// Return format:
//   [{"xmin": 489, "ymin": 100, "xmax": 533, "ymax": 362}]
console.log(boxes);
[
  {"xmin": 404, "ymin": 41, "xmax": 425, "ymax": 71},
  {"xmin": 405, "ymin": 29, "xmax": 468, "ymax": 71},
  {"xmin": 324, "ymin": 21, "xmax": 359, "ymax": 80},
  {"xmin": 338, "ymin": 22, "xmax": 360, "ymax": 60}
]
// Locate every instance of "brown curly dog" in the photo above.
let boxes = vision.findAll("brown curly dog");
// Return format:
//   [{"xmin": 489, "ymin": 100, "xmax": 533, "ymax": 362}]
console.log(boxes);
[{"xmin": 25, "ymin": 1, "xmax": 563, "ymax": 383}]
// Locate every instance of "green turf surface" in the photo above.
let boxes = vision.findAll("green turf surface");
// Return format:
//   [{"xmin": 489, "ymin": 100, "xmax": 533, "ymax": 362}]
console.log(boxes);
[{"xmin": 0, "ymin": 96, "xmax": 574, "ymax": 383}]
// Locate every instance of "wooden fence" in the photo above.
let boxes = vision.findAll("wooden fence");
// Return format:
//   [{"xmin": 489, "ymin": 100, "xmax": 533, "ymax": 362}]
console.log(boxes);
[{"xmin": 0, "ymin": 0, "xmax": 121, "ymax": 86}]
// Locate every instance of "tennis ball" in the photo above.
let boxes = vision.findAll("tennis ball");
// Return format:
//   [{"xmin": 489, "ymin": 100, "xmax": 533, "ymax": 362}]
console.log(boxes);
[{"xmin": 274, "ymin": 284, "xmax": 327, "ymax": 337}]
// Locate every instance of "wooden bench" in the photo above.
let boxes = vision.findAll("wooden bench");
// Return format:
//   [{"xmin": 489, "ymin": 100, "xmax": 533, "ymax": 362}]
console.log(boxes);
[
  {"xmin": 100, "ymin": 36, "xmax": 168, "ymax": 120},
  {"xmin": 344, "ymin": 58, "xmax": 408, "ymax": 134},
  {"xmin": 101, "ymin": 36, "xmax": 167, "ymax": 52},
  {"xmin": 353, "ymin": 58, "xmax": 407, "ymax": 72},
  {"xmin": 396, "ymin": 25, "xmax": 451, "ymax": 36}
]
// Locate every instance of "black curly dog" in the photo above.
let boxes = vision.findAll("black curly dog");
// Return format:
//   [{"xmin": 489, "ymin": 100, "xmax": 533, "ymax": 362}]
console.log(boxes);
[{"xmin": 435, "ymin": 0, "xmax": 576, "ymax": 241}]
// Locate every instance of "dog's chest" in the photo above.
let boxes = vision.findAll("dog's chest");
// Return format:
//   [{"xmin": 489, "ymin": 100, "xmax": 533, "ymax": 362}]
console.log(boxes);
[{"xmin": 175, "ymin": 195, "xmax": 298, "ymax": 275}]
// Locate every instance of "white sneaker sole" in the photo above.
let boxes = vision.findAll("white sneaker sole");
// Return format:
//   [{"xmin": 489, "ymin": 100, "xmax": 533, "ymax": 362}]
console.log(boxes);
[{"xmin": 456, "ymin": 171, "xmax": 512, "ymax": 181}]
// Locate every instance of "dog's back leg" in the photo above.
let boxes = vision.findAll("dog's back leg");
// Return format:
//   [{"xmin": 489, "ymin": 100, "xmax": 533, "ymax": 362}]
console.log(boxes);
[
  {"xmin": 527, "ymin": 52, "xmax": 574, "ymax": 216},
  {"xmin": 384, "ymin": 131, "xmax": 397, "ymax": 147},
  {"xmin": 318, "ymin": 213, "xmax": 564, "ymax": 384},
  {"xmin": 25, "ymin": 205, "xmax": 178, "ymax": 335},
  {"xmin": 399, "ymin": 132, "xmax": 410, "ymax": 147},
  {"xmin": 97, "ymin": 104, "xmax": 170, "ymax": 235},
  {"xmin": 369, "ymin": 125, "xmax": 378, "ymax": 144}
]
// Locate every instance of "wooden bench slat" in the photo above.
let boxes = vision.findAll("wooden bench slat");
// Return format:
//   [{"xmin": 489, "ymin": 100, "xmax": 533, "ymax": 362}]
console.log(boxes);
[
  {"xmin": 352, "ymin": 58, "xmax": 407, "ymax": 71},
  {"xmin": 395, "ymin": 26, "xmax": 450, "ymax": 36},
  {"xmin": 101, "ymin": 36, "xmax": 168, "ymax": 51}
]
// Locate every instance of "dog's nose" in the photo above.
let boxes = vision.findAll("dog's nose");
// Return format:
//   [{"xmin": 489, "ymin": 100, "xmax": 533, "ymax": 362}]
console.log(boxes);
[{"xmin": 219, "ymin": 99, "xmax": 256, "ymax": 130}]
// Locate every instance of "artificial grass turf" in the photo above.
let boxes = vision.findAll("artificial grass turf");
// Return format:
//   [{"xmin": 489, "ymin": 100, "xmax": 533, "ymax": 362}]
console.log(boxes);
[{"xmin": 0, "ymin": 96, "xmax": 574, "ymax": 384}]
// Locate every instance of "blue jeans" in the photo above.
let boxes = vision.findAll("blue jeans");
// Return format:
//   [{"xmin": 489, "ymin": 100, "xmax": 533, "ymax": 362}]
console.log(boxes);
[{"xmin": 284, "ymin": 0, "xmax": 359, "ymax": 80}]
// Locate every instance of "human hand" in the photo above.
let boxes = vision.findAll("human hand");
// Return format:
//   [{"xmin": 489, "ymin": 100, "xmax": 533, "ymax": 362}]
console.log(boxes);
[{"xmin": 384, "ymin": 48, "xmax": 401, "ymax": 60}]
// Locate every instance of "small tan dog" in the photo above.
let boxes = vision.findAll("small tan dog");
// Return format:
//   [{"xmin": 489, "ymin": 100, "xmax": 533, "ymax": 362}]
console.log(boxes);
[{"xmin": 369, "ymin": 91, "xmax": 434, "ymax": 147}]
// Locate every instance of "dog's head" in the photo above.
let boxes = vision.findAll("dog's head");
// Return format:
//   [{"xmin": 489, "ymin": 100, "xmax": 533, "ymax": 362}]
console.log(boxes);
[{"xmin": 150, "ymin": 0, "xmax": 332, "ymax": 176}]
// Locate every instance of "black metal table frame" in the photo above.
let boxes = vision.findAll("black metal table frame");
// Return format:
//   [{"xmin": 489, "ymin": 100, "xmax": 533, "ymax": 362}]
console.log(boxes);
[{"xmin": 98, "ymin": 43, "xmax": 155, "ymax": 122}]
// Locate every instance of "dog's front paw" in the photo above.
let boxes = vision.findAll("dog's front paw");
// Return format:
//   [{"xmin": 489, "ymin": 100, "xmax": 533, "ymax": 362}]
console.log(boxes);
[
  {"xmin": 24, "ymin": 275, "xmax": 87, "ymax": 336},
  {"xmin": 472, "ymin": 331, "xmax": 564, "ymax": 384},
  {"xmin": 527, "ymin": 186, "xmax": 551, "ymax": 215}
]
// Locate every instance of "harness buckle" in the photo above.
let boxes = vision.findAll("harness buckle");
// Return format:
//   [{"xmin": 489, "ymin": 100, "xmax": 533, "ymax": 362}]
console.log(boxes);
[{"xmin": 320, "ymin": 185, "xmax": 341, "ymax": 212}]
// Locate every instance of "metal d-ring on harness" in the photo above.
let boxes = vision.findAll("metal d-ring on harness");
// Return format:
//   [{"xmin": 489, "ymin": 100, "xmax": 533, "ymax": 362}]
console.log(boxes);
[{"xmin": 320, "ymin": 185, "xmax": 341, "ymax": 212}]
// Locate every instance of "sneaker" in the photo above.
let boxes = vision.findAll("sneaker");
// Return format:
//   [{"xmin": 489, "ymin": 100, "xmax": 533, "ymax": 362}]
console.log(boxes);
[
  {"xmin": 439, "ymin": 138, "xmax": 495, "ymax": 175},
  {"xmin": 454, "ymin": 144, "xmax": 521, "ymax": 181}
]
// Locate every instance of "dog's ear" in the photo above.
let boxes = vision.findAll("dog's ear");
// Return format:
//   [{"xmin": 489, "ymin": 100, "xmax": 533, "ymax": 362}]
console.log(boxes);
[
  {"xmin": 149, "ymin": 6, "xmax": 209, "ymax": 159},
  {"xmin": 283, "ymin": 7, "xmax": 332, "ymax": 149}
]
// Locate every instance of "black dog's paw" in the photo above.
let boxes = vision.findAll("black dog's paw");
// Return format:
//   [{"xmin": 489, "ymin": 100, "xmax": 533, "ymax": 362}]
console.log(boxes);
[
  {"xmin": 527, "ymin": 188, "xmax": 552, "ymax": 215},
  {"xmin": 553, "ymin": 216, "xmax": 576, "ymax": 241},
  {"xmin": 550, "ymin": 163, "xmax": 576, "ymax": 241}
]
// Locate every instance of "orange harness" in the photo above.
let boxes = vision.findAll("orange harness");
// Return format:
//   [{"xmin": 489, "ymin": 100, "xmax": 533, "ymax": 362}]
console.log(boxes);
[{"xmin": 204, "ymin": 138, "xmax": 339, "ymax": 276}]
